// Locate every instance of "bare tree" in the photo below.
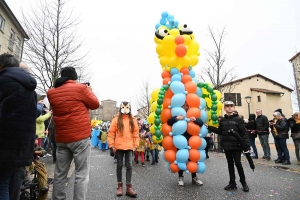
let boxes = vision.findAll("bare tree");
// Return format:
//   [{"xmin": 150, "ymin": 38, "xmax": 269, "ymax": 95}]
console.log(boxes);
[
  {"xmin": 198, "ymin": 26, "xmax": 239, "ymax": 96},
  {"xmin": 289, "ymin": 48, "xmax": 300, "ymax": 112},
  {"xmin": 21, "ymin": 0, "xmax": 91, "ymax": 94},
  {"xmin": 135, "ymin": 78, "xmax": 151, "ymax": 119}
]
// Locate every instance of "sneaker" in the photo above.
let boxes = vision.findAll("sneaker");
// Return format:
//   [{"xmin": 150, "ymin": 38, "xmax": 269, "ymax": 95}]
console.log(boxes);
[
  {"xmin": 275, "ymin": 159, "xmax": 283, "ymax": 163},
  {"xmin": 282, "ymin": 160, "xmax": 291, "ymax": 165},
  {"xmin": 261, "ymin": 156, "xmax": 266, "ymax": 159},
  {"xmin": 142, "ymin": 162, "xmax": 145, "ymax": 167},
  {"xmin": 178, "ymin": 176, "xmax": 184, "ymax": 186},
  {"xmin": 224, "ymin": 183, "xmax": 237, "ymax": 190},
  {"xmin": 46, "ymin": 153, "xmax": 52, "ymax": 157},
  {"xmin": 192, "ymin": 176, "xmax": 203, "ymax": 186},
  {"xmin": 113, "ymin": 159, "xmax": 117, "ymax": 163},
  {"xmin": 242, "ymin": 183, "xmax": 249, "ymax": 192},
  {"xmin": 151, "ymin": 161, "xmax": 155, "ymax": 165},
  {"xmin": 135, "ymin": 161, "xmax": 139, "ymax": 164}
]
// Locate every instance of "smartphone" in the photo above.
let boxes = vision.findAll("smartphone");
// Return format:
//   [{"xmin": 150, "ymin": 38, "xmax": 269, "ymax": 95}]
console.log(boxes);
[{"xmin": 38, "ymin": 95, "xmax": 46, "ymax": 101}]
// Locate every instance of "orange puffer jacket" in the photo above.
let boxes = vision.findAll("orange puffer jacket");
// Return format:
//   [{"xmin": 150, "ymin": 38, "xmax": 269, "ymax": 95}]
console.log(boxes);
[
  {"xmin": 108, "ymin": 115, "xmax": 139, "ymax": 150},
  {"xmin": 47, "ymin": 80, "xmax": 99, "ymax": 143}
]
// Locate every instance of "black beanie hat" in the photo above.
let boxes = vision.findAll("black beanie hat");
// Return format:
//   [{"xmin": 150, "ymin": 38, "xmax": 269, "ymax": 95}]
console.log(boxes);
[
  {"xmin": 61, "ymin": 67, "xmax": 78, "ymax": 80},
  {"xmin": 274, "ymin": 108, "xmax": 282, "ymax": 115}
]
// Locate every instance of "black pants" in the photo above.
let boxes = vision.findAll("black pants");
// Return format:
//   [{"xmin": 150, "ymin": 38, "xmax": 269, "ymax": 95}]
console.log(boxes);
[
  {"xmin": 116, "ymin": 150, "xmax": 133, "ymax": 184},
  {"xmin": 178, "ymin": 170, "xmax": 196, "ymax": 178},
  {"xmin": 204, "ymin": 137, "xmax": 211, "ymax": 157},
  {"xmin": 224, "ymin": 150, "xmax": 246, "ymax": 184}
]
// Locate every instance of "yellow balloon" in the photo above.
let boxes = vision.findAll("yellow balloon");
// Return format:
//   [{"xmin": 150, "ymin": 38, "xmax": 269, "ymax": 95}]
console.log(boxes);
[
  {"xmin": 156, "ymin": 45, "xmax": 164, "ymax": 55},
  {"xmin": 190, "ymin": 55, "xmax": 198, "ymax": 66},
  {"xmin": 147, "ymin": 112, "xmax": 155, "ymax": 125},
  {"xmin": 217, "ymin": 101, "xmax": 223, "ymax": 110},
  {"xmin": 206, "ymin": 98, "xmax": 212, "ymax": 108},
  {"xmin": 183, "ymin": 35, "xmax": 191, "ymax": 45},
  {"xmin": 189, "ymin": 40, "xmax": 199, "ymax": 52},
  {"xmin": 151, "ymin": 89, "xmax": 160, "ymax": 101},
  {"xmin": 215, "ymin": 90, "xmax": 222, "ymax": 100},
  {"xmin": 202, "ymin": 87, "xmax": 209, "ymax": 95},
  {"xmin": 150, "ymin": 124, "xmax": 155, "ymax": 133},
  {"xmin": 169, "ymin": 28, "xmax": 180, "ymax": 37},
  {"xmin": 151, "ymin": 101, "xmax": 158, "ymax": 112},
  {"xmin": 149, "ymin": 98, "xmax": 153, "ymax": 104},
  {"xmin": 159, "ymin": 56, "xmax": 168, "ymax": 67},
  {"xmin": 179, "ymin": 56, "xmax": 191, "ymax": 67},
  {"xmin": 162, "ymin": 35, "xmax": 175, "ymax": 48},
  {"xmin": 168, "ymin": 55, "xmax": 179, "ymax": 68},
  {"xmin": 208, "ymin": 111, "xmax": 212, "ymax": 120}
]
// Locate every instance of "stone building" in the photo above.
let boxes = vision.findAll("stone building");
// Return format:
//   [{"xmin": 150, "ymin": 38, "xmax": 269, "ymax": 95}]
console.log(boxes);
[
  {"xmin": 0, "ymin": 0, "xmax": 29, "ymax": 61},
  {"xmin": 90, "ymin": 99, "xmax": 119, "ymax": 122},
  {"xmin": 289, "ymin": 52, "xmax": 300, "ymax": 111}
]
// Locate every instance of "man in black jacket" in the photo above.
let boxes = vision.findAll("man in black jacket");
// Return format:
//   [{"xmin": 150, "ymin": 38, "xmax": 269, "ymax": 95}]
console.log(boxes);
[
  {"xmin": 0, "ymin": 53, "xmax": 37, "ymax": 200},
  {"xmin": 255, "ymin": 109, "xmax": 271, "ymax": 160},
  {"xmin": 208, "ymin": 101, "xmax": 250, "ymax": 192}
]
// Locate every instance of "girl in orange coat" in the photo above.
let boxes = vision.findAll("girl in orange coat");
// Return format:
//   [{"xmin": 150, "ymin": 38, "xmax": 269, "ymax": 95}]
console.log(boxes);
[{"xmin": 108, "ymin": 102, "xmax": 139, "ymax": 197}]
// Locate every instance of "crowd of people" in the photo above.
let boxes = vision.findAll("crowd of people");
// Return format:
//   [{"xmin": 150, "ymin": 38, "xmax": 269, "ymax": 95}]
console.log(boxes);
[{"xmin": 0, "ymin": 52, "xmax": 300, "ymax": 199}]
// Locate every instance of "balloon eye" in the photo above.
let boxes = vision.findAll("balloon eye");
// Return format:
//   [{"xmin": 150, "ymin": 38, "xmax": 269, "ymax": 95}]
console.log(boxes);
[
  {"xmin": 155, "ymin": 28, "xmax": 169, "ymax": 39},
  {"xmin": 180, "ymin": 24, "xmax": 193, "ymax": 35}
]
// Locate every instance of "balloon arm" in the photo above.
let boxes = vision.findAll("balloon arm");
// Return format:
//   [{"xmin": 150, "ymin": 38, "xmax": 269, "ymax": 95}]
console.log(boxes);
[
  {"xmin": 167, "ymin": 116, "xmax": 177, "ymax": 126},
  {"xmin": 193, "ymin": 118, "xmax": 203, "ymax": 127}
]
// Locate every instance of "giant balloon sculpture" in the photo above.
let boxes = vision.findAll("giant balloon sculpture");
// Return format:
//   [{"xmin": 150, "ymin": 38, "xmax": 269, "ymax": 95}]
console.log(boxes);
[{"xmin": 147, "ymin": 11, "xmax": 223, "ymax": 174}]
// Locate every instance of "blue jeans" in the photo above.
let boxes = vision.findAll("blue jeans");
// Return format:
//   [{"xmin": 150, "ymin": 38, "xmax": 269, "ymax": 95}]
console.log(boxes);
[
  {"xmin": 274, "ymin": 138, "xmax": 290, "ymax": 161},
  {"xmin": 43, "ymin": 137, "xmax": 49, "ymax": 152},
  {"xmin": 249, "ymin": 138, "xmax": 258, "ymax": 156},
  {"xmin": 258, "ymin": 134, "xmax": 271, "ymax": 158},
  {"xmin": 151, "ymin": 149, "xmax": 158, "ymax": 162},
  {"xmin": 0, "ymin": 166, "xmax": 25, "ymax": 200}
]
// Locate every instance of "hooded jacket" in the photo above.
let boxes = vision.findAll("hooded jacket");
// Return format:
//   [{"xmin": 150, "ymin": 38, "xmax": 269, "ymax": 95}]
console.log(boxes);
[
  {"xmin": 0, "ymin": 67, "xmax": 37, "ymax": 167},
  {"xmin": 287, "ymin": 117, "xmax": 300, "ymax": 140},
  {"xmin": 270, "ymin": 117, "xmax": 289, "ymax": 139},
  {"xmin": 245, "ymin": 114, "xmax": 257, "ymax": 138},
  {"xmin": 255, "ymin": 114, "xmax": 269, "ymax": 135}
]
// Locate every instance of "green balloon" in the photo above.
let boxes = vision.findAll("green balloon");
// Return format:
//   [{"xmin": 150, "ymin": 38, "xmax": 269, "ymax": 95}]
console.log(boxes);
[
  {"xmin": 159, "ymin": 91, "xmax": 164, "ymax": 95},
  {"xmin": 212, "ymin": 114, "xmax": 218, "ymax": 121},
  {"xmin": 198, "ymin": 82, "xmax": 205, "ymax": 88},
  {"xmin": 211, "ymin": 110, "xmax": 216, "ymax": 114},
  {"xmin": 207, "ymin": 86, "xmax": 213, "ymax": 93},
  {"xmin": 211, "ymin": 94, "xmax": 217, "ymax": 101},
  {"xmin": 163, "ymin": 85, "xmax": 169, "ymax": 90},
  {"xmin": 155, "ymin": 130, "xmax": 162, "ymax": 138},
  {"xmin": 155, "ymin": 109, "xmax": 161, "ymax": 115},
  {"xmin": 212, "ymin": 101, "xmax": 217, "ymax": 105},
  {"xmin": 154, "ymin": 125, "xmax": 159, "ymax": 130},
  {"xmin": 154, "ymin": 119, "xmax": 161, "ymax": 126},
  {"xmin": 157, "ymin": 98, "xmax": 163, "ymax": 105},
  {"xmin": 212, "ymin": 120, "xmax": 218, "ymax": 124},
  {"xmin": 157, "ymin": 105, "xmax": 162, "ymax": 108},
  {"xmin": 211, "ymin": 105, "xmax": 218, "ymax": 111}
]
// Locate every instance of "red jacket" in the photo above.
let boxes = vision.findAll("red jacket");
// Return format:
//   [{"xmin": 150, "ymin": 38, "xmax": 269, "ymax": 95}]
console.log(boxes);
[{"xmin": 47, "ymin": 80, "xmax": 99, "ymax": 143}]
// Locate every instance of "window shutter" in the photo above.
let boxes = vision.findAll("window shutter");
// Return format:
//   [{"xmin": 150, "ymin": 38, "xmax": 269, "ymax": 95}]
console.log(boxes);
[{"xmin": 236, "ymin": 93, "xmax": 242, "ymax": 106}]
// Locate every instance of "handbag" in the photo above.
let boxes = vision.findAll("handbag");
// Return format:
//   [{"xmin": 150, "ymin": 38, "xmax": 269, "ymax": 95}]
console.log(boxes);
[{"xmin": 291, "ymin": 132, "xmax": 300, "ymax": 140}]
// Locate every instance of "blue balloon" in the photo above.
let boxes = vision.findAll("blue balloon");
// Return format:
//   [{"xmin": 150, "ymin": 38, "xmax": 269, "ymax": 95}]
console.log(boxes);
[
  {"xmin": 197, "ymin": 162, "xmax": 206, "ymax": 174},
  {"xmin": 200, "ymin": 111, "xmax": 208, "ymax": 123},
  {"xmin": 189, "ymin": 70, "xmax": 196, "ymax": 78},
  {"xmin": 161, "ymin": 11, "xmax": 169, "ymax": 18},
  {"xmin": 177, "ymin": 162, "xmax": 187, "ymax": 171},
  {"xmin": 176, "ymin": 149, "xmax": 189, "ymax": 163},
  {"xmin": 167, "ymin": 15, "xmax": 174, "ymax": 21},
  {"xmin": 167, "ymin": 162, "xmax": 171, "ymax": 172},
  {"xmin": 200, "ymin": 125, "xmax": 208, "ymax": 138},
  {"xmin": 171, "ymin": 93, "xmax": 186, "ymax": 107},
  {"xmin": 173, "ymin": 135, "xmax": 188, "ymax": 149},
  {"xmin": 170, "ymin": 68, "xmax": 179, "ymax": 75},
  {"xmin": 172, "ymin": 120, "xmax": 187, "ymax": 136},
  {"xmin": 155, "ymin": 23, "xmax": 161, "ymax": 30},
  {"xmin": 171, "ymin": 74, "xmax": 182, "ymax": 82},
  {"xmin": 198, "ymin": 138, "xmax": 207, "ymax": 150},
  {"xmin": 171, "ymin": 107, "xmax": 186, "ymax": 117},
  {"xmin": 199, "ymin": 150, "xmax": 206, "ymax": 162},
  {"xmin": 170, "ymin": 81, "xmax": 185, "ymax": 94},
  {"xmin": 196, "ymin": 88, "xmax": 203, "ymax": 97},
  {"xmin": 200, "ymin": 97, "xmax": 206, "ymax": 109},
  {"xmin": 174, "ymin": 20, "xmax": 179, "ymax": 27},
  {"xmin": 168, "ymin": 19, "xmax": 174, "ymax": 25},
  {"xmin": 162, "ymin": 151, "xmax": 167, "ymax": 162},
  {"xmin": 160, "ymin": 18, "xmax": 167, "ymax": 25}
]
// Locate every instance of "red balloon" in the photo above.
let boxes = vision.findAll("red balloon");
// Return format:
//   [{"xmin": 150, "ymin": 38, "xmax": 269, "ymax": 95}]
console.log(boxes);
[
  {"xmin": 188, "ymin": 136, "xmax": 202, "ymax": 149},
  {"xmin": 181, "ymin": 74, "xmax": 192, "ymax": 84},
  {"xmin": 175, "ymin": 44, "xmax": 187, "ymax": 57},
  {"xmin": 180, "ymin": 67, "xmax": 189, "ymax": 75},
  {"xmin": 163, "ymin": 98, "xmax": 171, "ymax": 109},
  {"xmin": 186, "ymin": 93, "xmax": 200, "ymax": 107},
  {"xmin": 162, "ymin": 136, "xmax": 175, "ymax": 150},
  {"xmin": 187, "ymin": 107, "xmax": 200, "ymax": 118},
  {"xmin": 187, "ymin": 161, "xmax": 198, "ymax": 173},
  {"xmin": 170, "ymin": 162, "xmax": 180, "ymax": 173},
  {"xmin": 175, "ymin": 35, "xmax": 185, "ymax": 45},
  {"xmin": 185, "ymin": 81, "xmax": 197, "ymax": 93},
  {"xmin": 163, "ymin": 77, "xmax": 171, "ymax": 85},
  {"xmin": 165, "ymin": 88, "xmax": 174, "ymax": 98},
  {"xmin": 189, "ymin": 149, "xmax": 201, "ymax": 162},
  {"xmin": 187, "ymin": 122, "xmax": 200, "ymax": 136},
  {"xmin": 161, "ymin": 70, "xmax": 171, "ymax": 79},
  {"xmin": 161, "ymin": 108, "xmax": 172, "ymax": 123},
  {"xmin": 162, "ymin": 123, "xmax": 172, "ymax": 136},
  {"xmin": 164, "ymin": 150, "xmax": 176, "ymax": 163}
]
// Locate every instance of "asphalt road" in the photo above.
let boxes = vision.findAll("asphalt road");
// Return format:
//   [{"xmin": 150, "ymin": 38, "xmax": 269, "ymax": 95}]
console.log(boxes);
[{"xmin": 63, "ymin": 147, "xmax": 300, "ymax": 200}]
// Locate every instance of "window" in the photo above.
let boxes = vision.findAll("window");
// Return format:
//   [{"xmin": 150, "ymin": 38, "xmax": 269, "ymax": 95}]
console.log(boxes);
[
  {"xmin": 0, "ymin": 15, "xmax": 4, "ymax": 31},
  {"xmin": 8, "ymin": 30, "xmax": 15, "ymax": 51},
  {"xmin": 257, "ymin": 96, "xmax": 261, "ymax": 102},
  {"xmin": 14, "ymin": 37, "xmax": 21, "ymax": 58},
  {"xmin": 224, "ymin": 93, "xmax": 242, "ymax": 106}
]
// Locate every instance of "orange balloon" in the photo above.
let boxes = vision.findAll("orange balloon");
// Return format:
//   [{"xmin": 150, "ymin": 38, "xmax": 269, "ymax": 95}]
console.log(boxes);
[
  {"xmin": 165, "ymin": 88, "xmax": 174, "ymax": 98},
  {"xmin": 175, "ymin": 35, "xmax": 185, "ymax": 45},
  {"xmin": 186, "ymin": 93, "xmax": 200, "ymax": 107},
  {"xmin": 189, "ymin": 149, "xmax": 201, "ymax": 162},
  {"xmin": 175, "ymin": 44, "xmax": 187, "ymax": 57},
  {"xmin": 161, "ymin": 108, "xmax": 172, "ymax": 123},
  {"xmin": 164, "ymin": 150, "xmax": 176, "ymax": 163},
  {"xmin": 188, "ymin": 136, "xmax": 202, "ymax": 149},
  {"xmin": 181, "ymin": 74, "xmax": 192, "ymax": 84},
  {"xmin": 162, "ymin": 136, "xmax": 175, "ymax": 149},
  {"xmin": 180, "ymin": 67, "xmax": 189, "ymax": 75},
  {"xmin": 187, "ymin": 107, "xmax": 200, "ymax": 118},
  {"xmin": 187, "ymin": 161, "xmax": 198, "ymax": 173},
  {"xmin": 163, "ymin": 77, "xmax": 171, "ymax": 85},
  {"xmin": 163, "ymin": 98, "xmax": 171, "ymax": 109},
  {"xmin": 187, "ymin": 122, "xmax": 200, "ymax": 136},
  {"xmin": 184, "ymin": 81, "xmax": 197, "ymax": 93},
  {"xmin": 170, "ymin": 162, "xmax": 180, "ymax": 173},
  {"xmin": 162, "ymin": 123, "xmax": 172, "ymax": 136},
  {"xmin": 161, "ymin": 70, "xmax": 171, "ymax": 79}
]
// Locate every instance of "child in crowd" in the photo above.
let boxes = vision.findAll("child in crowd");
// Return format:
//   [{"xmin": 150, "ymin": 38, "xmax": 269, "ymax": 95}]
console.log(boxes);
[
  {"xmin": 135, "ymin": 124, "xmax": 146, "ymax": 166},
  {"xmin": 100, "ymin": 126, "xmax": 108, "ymax": 151},
  {"xmin": 143, "ymin": 123, "xmax": 151, "ymax": 162}
]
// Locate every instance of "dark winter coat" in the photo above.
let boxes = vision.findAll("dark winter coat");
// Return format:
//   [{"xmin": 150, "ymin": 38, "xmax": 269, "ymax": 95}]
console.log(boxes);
[
  {"xmin": 0, "ymin": 67, "xmax": 37, "ymax": 167},
  {"xmin": 287, "ymin": 117, "xmax": 300, "ymax": 140},
  {"xmin": 208, "ymin": 113, "xmax": 250, "ymax": 151},
  {"xmin": 167, "ymin": 116, "xmax": 203, "ymax": 141},
  {"xmin": 245, "ymin": 114, "xmax": 257, "ymax": 138},
  {"xmin": 255, "ymin": 115, "xmax": 269, "ymax": 135},
  {"xmin": 270, "ymin": 117, "xmax": 289, "ymax": 139}
]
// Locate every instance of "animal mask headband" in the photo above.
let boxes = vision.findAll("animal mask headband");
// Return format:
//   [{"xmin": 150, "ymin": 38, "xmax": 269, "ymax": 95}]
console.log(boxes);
[{"xmin": 120, "ymin": 102, "xmax": 131, "ymax": 114}]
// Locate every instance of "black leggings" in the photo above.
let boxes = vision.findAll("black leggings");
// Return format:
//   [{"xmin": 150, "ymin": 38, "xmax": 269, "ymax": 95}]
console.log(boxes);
[
  {"xmin": 224, "ymin": 150, "xmax": 246, "ymax": 184},
  {"xmin": 178, "ymin": 170, "xmax": 196, "ymax": 178}
]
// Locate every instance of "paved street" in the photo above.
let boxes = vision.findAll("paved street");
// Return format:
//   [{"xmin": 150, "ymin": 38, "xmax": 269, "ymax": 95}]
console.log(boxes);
[{"xmin": 60, "ymin": 144, "xmax": 300, "ymax": 200}]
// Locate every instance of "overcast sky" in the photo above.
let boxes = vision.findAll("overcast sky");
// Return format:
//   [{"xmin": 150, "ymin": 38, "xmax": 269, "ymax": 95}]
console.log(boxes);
[{"xmin": 7, "ymin": 0, "xmax": 300, "ymax": 114}]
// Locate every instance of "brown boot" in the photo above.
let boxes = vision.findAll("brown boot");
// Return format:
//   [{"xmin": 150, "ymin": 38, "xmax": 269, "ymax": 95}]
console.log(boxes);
[
  {"xmin": 116, "ymin": 182, "xmax": 123, "ymax": 196},
  {"xmin": 125, "ymin": 184, "xmax": 137, "ymax": 198}
]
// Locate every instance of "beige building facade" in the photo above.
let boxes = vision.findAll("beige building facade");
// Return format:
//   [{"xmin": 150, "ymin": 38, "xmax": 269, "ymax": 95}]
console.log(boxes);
[
  {"xmin": 90, "ymin": 99, "xmax": 119, "ymax": 121},
  {"xmin": 0, "ymin": 1, "xmax": 29, "ymax": 61},
  {"xmin": 289, "ymin": 52, "xmax": 300, "ymax": 111},
  {"xmin": 219, "ymin": 74, "xmax": 293, "ymax": 120}
]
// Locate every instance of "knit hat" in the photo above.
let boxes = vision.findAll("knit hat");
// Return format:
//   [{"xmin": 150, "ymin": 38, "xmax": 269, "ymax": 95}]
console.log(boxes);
[
  {"xmin": 274, "ymin": 108, "xmax": 282, "ymax": 115},
  {"xmin": 61, "ymin": 67, "xmax": 78, "ymax": 80}
]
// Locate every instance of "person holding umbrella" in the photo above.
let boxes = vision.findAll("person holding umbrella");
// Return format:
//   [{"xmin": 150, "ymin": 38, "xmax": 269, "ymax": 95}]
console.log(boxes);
[{"xmin": 207, "ymin": 101, "xmax": 251, "ymax": 192}]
